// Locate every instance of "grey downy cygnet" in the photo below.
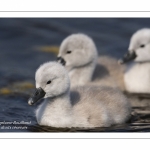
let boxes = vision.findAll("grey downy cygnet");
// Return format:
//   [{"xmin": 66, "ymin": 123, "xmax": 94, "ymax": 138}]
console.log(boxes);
[
  {"xmin": 57, "ymin": 33, "xmax": 124, "ymax": 90},
  {"xmin": 28, "ymin": 62, "xmax": 131, "ymax": 128},
  {"xmin": 119, "ymin": 28, "xmax": 150, "ymax": 94}
]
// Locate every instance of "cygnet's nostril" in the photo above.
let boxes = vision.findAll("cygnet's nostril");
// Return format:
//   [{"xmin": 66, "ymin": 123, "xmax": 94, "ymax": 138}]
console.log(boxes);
[
  {"xmin": 61, "ymin": 58, "xmax": 66, "ymax": 66},
  {"xmin": 57, "ymin": 57, "xmax": 66, "ymax": 66}
]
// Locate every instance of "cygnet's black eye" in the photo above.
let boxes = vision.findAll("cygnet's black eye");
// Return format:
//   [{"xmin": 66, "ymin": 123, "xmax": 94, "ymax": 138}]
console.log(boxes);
[
  {"xmin": 66, "ymin": 50, "xmax": 71, "ymax": 54},
  {"xmin": 140, "ymin": 44, "xmax": 145, "ymax": 48},
  {"xmin": 47, "ymin": 80, "xmax": 51, "ymax": 84}
]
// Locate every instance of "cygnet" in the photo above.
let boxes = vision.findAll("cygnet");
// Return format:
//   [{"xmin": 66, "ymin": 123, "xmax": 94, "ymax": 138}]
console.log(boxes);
[
  {"xmin": 57, "ymin": 33, "xmax": 124, "ymax": 90},
  {"xmin": 119, "ymin": 28, "xmax": 150, "ymax": 94},
  {"xmin": 28, "ymin": 62, "xmax": 131, "ymax": 128}
]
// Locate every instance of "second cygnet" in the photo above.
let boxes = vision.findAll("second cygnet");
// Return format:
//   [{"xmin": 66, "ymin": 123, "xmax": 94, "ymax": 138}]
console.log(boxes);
[{"xmin": 57, "ymin": 33, "xmax": 124, "ymax": 89}]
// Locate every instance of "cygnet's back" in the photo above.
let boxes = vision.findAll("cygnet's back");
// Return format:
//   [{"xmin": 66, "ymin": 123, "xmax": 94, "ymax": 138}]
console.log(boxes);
[
  {"xmin": 57, "ymin": 33, "xmax": 125, "ymax": 90},
  {"xmin": 96, "ymin": 55, "xmax": 125, "ymax": 90},
  {"xmin": 71, "ymin": 86, "xmax": 131, "ymax": 127}
]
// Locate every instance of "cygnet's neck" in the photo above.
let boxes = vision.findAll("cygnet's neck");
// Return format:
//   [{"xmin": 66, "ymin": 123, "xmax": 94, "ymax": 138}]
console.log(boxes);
[
  {"xmin": 36, "ymin": 91, "xmax": 73, "ymax": 127},
  {"xmin": 69, "ymin": 60, "xmax": 96, "ymax": 87}
]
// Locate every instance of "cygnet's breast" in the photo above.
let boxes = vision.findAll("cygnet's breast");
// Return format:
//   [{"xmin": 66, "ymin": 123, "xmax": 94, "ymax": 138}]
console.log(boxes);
[{"xmin": 124, "ymin": 62, "xmax": 150, "ymax": 93}]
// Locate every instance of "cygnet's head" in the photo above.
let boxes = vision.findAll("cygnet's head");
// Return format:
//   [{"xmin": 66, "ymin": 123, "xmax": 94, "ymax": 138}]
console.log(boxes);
[
  {"xmin": 119, "ymin": 28, "xmax": 150, "ymax": 64},
  {"xmin": 57, "ymin": 33, "xmax": 98, "ymax": 71},
  {"xmin": 28, "ymin": 62, "xmax": 70, "ymax": 105}
]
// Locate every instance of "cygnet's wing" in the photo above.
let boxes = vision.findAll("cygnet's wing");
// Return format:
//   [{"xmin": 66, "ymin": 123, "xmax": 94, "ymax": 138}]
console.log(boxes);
[
  {"xmin": 70, "ymin": 86, "xmax": 131, "ymax": 127},
  {"xmin": 96, "ymin": 55, "xmax": 125, "ymax": 90},
  {"xmin": 71, "ymin": 86, "xmax": 126, "ymax": 105}
]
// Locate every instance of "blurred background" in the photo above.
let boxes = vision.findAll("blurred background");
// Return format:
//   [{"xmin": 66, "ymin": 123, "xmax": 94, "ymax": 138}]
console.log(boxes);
[{"xmin": 0, "ymin": 18, "xmax": 150, "ymax": 132}]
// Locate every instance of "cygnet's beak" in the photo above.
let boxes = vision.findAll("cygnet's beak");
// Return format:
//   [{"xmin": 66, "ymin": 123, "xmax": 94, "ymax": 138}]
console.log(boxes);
[
  {"xmin": 118, "ymin": 51, "xmax": 137, "ymax": 64},
  {"xmin": 57, "ymin": 57, "xmax": 66, "ymax": 66},
  {"xmin": 28, "ymin": 87, "xmax": 46, "ymax": 105}
]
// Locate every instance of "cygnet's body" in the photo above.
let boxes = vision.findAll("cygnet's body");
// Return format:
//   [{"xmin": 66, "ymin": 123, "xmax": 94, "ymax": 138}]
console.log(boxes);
[
  {"xmin": 97, "ymin": 55, "xmax": 125, "ymax": 90},
  {"xmin": 28, "ymin": 62, "xmax": 131, "ymax": 128},
  {"xmin": 119, "ymin": 28, "xmax": 150, "ymax": 93},
  {"xmin": 57, "ymin": 33, "xmax": 124, "ymax": 90}
]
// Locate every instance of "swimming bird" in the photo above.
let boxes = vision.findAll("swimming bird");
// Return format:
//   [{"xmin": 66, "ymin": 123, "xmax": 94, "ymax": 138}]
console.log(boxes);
[
  {"xmin": 57, "ymin": 33, "xmax": 124, "ymax": 90},
  {"xmin": 119, "ymin": 28, "xmax": 150, "ymax": 94},
  {"xmin": 28, "ymin": 62, "xmax": 131, "ymax": 128}
]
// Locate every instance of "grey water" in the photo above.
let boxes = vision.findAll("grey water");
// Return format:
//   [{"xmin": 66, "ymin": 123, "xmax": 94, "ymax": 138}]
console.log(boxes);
[{"xmin": 0, "ymin": 18, "xmax": 150, "ymax": 132}]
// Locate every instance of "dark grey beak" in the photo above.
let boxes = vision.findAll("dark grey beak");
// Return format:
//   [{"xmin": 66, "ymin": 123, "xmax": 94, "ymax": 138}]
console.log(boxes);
[
  {"xmin": 28, "ymin": 87, "xmax": 46, "ymax": 105},
  {"xmin": 118, "ymin": 51, "xmax": 137, "ymax": 64},
  {"xmin": 57, "ymin": 57, "xmax": 66, "ymax": 66}
]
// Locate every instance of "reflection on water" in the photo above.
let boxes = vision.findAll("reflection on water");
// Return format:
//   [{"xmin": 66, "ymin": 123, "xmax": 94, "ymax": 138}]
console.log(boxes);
[{"xmin": 0, "ymin": 18, "xmax": 150, "ymax": 132}]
